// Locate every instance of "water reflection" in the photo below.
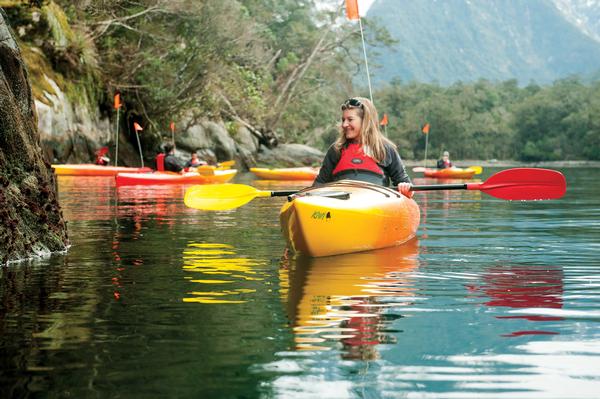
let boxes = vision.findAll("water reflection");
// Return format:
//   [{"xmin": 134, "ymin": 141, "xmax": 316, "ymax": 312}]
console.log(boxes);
[
  {"xmin": 472, "ymin": 264, "xmax": 564, "ymax": 337},
  {"xmin": 182, "ymin": 243, "xmax": 267, "ymax": 304},
  {"xmin": 281, "ymin": 239, "xmax": 419, "ymax": 359}
]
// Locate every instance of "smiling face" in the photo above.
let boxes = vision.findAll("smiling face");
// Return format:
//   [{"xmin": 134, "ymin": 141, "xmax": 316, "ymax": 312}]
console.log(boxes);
[{"xmin": 341, "ymin": 108, "xmax": 363, "ymax": 142}]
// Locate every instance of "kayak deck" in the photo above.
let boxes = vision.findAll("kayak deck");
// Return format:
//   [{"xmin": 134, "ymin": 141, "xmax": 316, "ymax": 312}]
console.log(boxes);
[
  {"xmin": 115, "ymin": 169, "xmax": 237, "ymax": 186},
  {"xmin": 423, "ymin": 167, "xmax": 476, "ymax": 179},
  {"xmin": 52, "ymin": 164, "xmax": 152, "ymax": 176},
  {"xmin": 279, "ymin": 180, "xmax": 420, "ymax": 257}
]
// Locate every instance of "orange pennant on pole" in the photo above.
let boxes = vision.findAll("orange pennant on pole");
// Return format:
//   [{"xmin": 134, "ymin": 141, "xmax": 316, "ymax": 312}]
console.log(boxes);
[
  {"xmin": 114, "ymin": 93, "xmax": 122, "ymax": 110},
  {"xmin": 422, "ymin": 123, "xmax": 430, "ymax": 134},
  {"xmin": 380, "ymin": 113, "xmax": 388, "ymax": 126},
  {"xmin": 133, "ymin": 122, "xmax": 143, "ymax": 132},
  {"xmin": 170, "ymin": 121, "xmax": 175, "ymax": 133},
  {"xmin": 346, "ymin": 0, "xmax": 360, "ymax": 20}
]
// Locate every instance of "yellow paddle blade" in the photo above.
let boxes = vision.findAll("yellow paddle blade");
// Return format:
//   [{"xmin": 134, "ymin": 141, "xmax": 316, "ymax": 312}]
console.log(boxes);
[
  {"xmin": 184, "ymin": 184, "xmax": 269, "ymax": 211},
  {"xmin": 467, "ymin": 166, "xmax": 483, "ymax": 175}
]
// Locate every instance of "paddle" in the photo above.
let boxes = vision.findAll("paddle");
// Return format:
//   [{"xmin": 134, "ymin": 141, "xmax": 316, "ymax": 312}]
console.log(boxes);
[
  {"xmin": 412, "ymin": 165, "xmax": 483, "ymax": 174},
  {"xmin": 412, "ymin": 168, "xmax": 565, "ymax": 200},
  {"xmin": 184, "ymin": 168, "xmax": 566, "ymax": 211},
  {"xmin": 185, "ymin": 184, "xmax": 297, "ymax": 211}
]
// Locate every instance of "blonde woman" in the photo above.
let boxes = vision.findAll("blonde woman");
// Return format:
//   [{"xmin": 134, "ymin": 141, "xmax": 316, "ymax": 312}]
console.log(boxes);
[{"xmin": 313, "ymin": 97, "xmax": 413, "ymax": 198}]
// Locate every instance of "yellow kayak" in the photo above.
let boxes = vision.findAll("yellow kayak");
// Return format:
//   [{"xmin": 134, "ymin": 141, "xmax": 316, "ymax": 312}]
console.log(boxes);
[
  {"xmin": 250, "ymin": 167, "xmax": 319, "ymax": 181},
  {"xmin": 279, "ymin": 180, "xmax": 420, "ymax": 257},
  {"xmin": 52, "ymin": 164, "xmax": 152, "ymax": 176},
  {"xmin": 423, "ymin": 167, "xmax": 477, "ymax": 179}
]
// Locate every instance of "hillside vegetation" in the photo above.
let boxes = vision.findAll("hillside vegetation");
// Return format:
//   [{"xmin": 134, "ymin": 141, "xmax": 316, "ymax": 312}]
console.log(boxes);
[{"xmin": 3, "ymin": 0, "xmax": 599, "ymax": 162}]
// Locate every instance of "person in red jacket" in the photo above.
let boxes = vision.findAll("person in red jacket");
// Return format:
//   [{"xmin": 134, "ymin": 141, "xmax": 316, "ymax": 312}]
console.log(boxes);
[
  {"xmin": 313, "ymin": 97, "xmax": 412, "ymax": 198},
  {"xmin": 437, "ymin": 151, "xmax": 453, "ymax": 169}
]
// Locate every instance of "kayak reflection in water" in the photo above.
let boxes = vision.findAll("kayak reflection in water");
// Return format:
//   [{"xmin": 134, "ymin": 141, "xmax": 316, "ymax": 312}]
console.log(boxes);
[
  {"xmin": 282, "ymin": 240, "xmax": 419, "ymax": 359},
  {"xmin": 312, "ymin": 97, "xmax": 413, "ymax": 198}
]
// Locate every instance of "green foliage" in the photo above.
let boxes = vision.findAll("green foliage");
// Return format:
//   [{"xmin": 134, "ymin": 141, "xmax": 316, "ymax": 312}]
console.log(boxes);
[{"xmin": 375, "ymin": 77, "xmax": 599, "ymax": 161}]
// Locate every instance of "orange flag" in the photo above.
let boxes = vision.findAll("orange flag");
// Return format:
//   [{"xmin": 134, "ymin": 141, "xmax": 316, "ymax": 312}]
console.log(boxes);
[
  {"xmin": 170, "ymin": 121, "xmax": 175, "ymax": 133},
  {"xmin": 133, "ymin": 122, "xmax": 143, "ymax": 132},
  {"xmin": 380, "ymin": 113, "xmax": 388, "ymax": 126},
  {"xmin": 422, "ymin": 123, "xmax": 430, "ymax": 134},
  {"xmin": 114, "ymin": 93, "xmax": 122, "ymax": 110},
  {"xmin": 346, "ymin": 0, "xmax": 359, "ymax": 20}
]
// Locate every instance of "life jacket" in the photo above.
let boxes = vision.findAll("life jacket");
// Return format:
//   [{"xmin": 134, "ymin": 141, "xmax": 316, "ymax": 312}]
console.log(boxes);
[
  {"xmin": 155, "ymin": 153, "xmax": 165, "ymax": 171},
  {"xmin": 332, "ymin": 143, "xmax": 384, "ymax": 181}
]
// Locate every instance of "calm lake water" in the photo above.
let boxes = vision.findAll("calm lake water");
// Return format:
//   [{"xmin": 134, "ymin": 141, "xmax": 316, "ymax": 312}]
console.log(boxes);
[{"xmin": 1, "ymin": 167, "xmax": 599, "ymax": 398}]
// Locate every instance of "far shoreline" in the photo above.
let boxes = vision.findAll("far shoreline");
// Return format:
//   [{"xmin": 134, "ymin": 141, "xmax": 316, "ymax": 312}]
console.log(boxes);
[{"xmin": 403, "ymin": 160, "xmax": 600, "ymax": 168}]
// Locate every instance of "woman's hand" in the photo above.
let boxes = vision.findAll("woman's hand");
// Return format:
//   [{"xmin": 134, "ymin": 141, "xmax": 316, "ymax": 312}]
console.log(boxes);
[{"xmin": 397, "ymin": 182, "xmax": 413, "ymax": 198}]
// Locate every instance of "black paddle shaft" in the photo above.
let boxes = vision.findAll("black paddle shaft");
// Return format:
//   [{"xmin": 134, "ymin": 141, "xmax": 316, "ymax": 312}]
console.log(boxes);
[
  {"xmin": 411, "ymin": 183, "xmax": 468, "ymax": 191},
  {"xmin": 271, "ymin": 190, "xmax": 299, "ymax": 197}
]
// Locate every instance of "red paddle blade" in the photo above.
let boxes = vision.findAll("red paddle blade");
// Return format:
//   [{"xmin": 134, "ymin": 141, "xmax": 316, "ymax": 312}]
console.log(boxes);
[{"xmin": 468, "ymin": 168, "xmax": 566, "ymax": 200}]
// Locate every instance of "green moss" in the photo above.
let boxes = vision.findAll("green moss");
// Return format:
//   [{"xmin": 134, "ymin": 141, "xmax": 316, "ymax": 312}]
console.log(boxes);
[
  {"xmin": 19, "ymin": 44, "xmax": 64, "ymax": 105},
  {"xmin": 42, "ymin": 1, "xmax": 75, "ymax": 48}
]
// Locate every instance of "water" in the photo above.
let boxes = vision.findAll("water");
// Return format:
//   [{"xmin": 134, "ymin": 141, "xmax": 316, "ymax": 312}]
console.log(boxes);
[{"xmin": 1, "ymin": 168, "xmax": 599, "ymax": 398}]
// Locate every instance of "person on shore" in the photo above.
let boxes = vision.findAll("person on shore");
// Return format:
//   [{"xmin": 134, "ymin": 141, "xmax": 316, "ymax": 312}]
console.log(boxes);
[
  {"xmin": 437, "ymin": 151, "xmax": 453, "ymax": 169},
  {"xmin": 313, "ymin": 97, "xmax": 413, "ymax": 198},
  {"xmin": 163, "ymin": 143, "xmax": 185, "ymax": 173},
  {"xmin": 185, "ymin": 152, "xmax": 207, "ymax": 168}
]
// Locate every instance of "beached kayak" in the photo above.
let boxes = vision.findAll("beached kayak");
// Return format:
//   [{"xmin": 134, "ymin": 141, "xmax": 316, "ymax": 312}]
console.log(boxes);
[
  {"xmin": 115, "ymin": 169, "xmax": 237, "ymax": 186},
  {"xmin": 279, "ymin": 180, "xmax": 420, "ymax": 257},
  {"xmin": 423, "ymin": 167, "xmax": 477, "ymax": 179},
  {"xmin": 250, "ymin": 167, "xmax": 319, "ymax": 181},
  {"xmin": 52, "ymin": 164, "xmax": 152, "ymax": 176}
]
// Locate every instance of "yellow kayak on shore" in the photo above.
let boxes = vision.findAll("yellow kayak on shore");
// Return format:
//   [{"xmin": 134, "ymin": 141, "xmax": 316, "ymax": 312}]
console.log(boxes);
[
  {"xmin": 250, "ymin": 167, "xmax": 319, "ymax": 181},
  {"xmin": 279, "ymin": 180, "xmax": 420, "ymax": 257}
]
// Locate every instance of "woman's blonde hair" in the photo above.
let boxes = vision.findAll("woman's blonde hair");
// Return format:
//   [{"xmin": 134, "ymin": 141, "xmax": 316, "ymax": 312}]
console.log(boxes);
[{"xmin": 334, "ymin": 97, "xmax": 396, "ymax": 163}]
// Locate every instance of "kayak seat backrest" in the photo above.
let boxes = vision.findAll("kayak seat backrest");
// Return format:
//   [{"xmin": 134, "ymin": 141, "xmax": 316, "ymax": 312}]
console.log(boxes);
[{"xmin": 155, "ymin": 153, "xmax": 165, "ymax": 171}]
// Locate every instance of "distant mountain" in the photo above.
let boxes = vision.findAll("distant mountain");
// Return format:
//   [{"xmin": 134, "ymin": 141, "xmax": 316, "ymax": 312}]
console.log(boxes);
[
  {"xmin": 552, "ymin": 0, "xmax": 600, "ymax": 43},
  {"xmin": 364, "ymin": 0, "xmax": 600, "ymax": 85}
]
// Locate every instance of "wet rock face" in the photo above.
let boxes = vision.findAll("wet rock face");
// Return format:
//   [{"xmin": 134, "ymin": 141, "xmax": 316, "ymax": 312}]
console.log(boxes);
[{"xmin": 0, "ymin": 9, "xmax": 68, "ymax": 264}]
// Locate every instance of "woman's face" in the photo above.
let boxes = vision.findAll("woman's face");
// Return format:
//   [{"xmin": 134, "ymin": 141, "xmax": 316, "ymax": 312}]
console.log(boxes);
[{"xmin": 341, "ymin": 108, "xmax": 362, "ymax": 141}]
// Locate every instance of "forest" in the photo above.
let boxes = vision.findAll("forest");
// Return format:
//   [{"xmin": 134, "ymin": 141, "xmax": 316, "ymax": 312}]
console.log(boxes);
[{"xmin": 5, "ymin": 0, "xmax": 600, "ymax": 161}]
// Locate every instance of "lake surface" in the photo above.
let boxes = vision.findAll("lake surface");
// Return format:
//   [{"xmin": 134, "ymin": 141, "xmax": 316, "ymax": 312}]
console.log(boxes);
[{"xmin": 1, "ymin": 167, "xmax": 599, "ymax": 398}]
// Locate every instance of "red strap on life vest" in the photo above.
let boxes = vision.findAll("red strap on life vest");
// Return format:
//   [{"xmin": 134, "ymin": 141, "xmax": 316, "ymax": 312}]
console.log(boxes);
[
  {"xmin": 155, "ymin": 153, "xmax": 165, "ymax": 171},
  {"xmin": 332, "ymin": 143, "xmax": 384, "ymax": 177}
]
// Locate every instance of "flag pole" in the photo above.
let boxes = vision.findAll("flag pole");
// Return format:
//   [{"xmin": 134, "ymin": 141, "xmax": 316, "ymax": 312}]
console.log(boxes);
[
  {"xmin": 114, "ymin": 107, "xmax": 120, "ymax": 166},
  {"xmin": 358, "ymin": 17, "xmax": 373, "ymax": 103},
  {"xmin": 423, "ymin": 130, "xmax": 429, "ymax": 168},
  {"xmin": 133, "ymin": 123, "xmax": 144, "ymax": 168}
]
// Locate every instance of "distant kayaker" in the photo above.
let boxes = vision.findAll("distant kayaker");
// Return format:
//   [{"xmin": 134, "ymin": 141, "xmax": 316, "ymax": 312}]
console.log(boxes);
[
  {"xmin": 94, "ymin": 147, "xmax": 110, "ymax": 166},
  {"xmin": 163, "ymin": 143, "xmax": 185, "ymax": 172},
  {"xmin": 186, "ymin": 152, "xmax": 207, "ymax": 168},
  {"xmin": 313, "ymin": 97, "xmax": 413, "ymax": 198},
  {"xmin": 437, "ymin": 151, "xmax": 453, "ymax": 169}
]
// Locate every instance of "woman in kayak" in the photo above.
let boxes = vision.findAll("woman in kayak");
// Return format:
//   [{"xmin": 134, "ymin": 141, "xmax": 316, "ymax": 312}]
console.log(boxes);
[
  {"xmin": 437, "ymin": 150, "xmax": 453, "ymax": 169},
  {"xmin": 313, "ymin": 97, "xmax": 413, "ymax": 198}
]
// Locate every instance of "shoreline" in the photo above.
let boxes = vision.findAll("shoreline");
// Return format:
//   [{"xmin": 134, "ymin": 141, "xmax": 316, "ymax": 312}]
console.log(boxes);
[{"xmin": 403, "ymin": 160, "xmax": 600, "ymax": 168}]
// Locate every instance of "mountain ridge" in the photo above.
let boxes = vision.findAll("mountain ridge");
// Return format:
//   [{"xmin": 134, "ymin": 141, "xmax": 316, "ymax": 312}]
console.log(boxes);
[{"xmin": 365, "ymin": 0, "xmax": 600, "ymax": 86}]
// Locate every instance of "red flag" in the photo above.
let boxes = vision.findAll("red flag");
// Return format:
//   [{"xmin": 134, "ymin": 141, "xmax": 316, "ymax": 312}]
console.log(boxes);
[
  {"xmin": 346, "ymin": 0, "xmax": 359, "ymax": 20},
  {"xmin": 133, "ymin": 122, "xmax": 143, "ymax": 132},
  {"xmin": 114, "ymin": 93, "xmax": 122, "ymax": 110},
  {"xmin": 422, "ymin": 123, "xmax": 430, "ymax": 134},
  {"xmin": 380, "ymin": 113, "xmax": 388, "ymax": 126},
  {"xmin": 170, "ymin": 121, "xmax": 175, "ymax": 133}
]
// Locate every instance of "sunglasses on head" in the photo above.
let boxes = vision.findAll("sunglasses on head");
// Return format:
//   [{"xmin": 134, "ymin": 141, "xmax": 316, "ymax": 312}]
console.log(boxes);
[{"xmin": 341, "ymin": 98, "xmax": 363, "ymax": 110}]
